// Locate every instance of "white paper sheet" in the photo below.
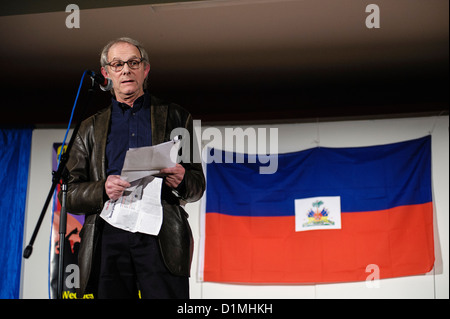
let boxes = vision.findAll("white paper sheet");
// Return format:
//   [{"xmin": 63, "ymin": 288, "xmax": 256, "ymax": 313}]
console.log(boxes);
[
  {"xmin": 120, "ymin": 138, "xmax": 180, "ymax": 183},
  {"xmin": 100, "ymin": 139, "xmax": 180, "ymax": 235},
  {"xmin": 100, "ymin": 176, "xmax": 163, "ymax": 235}
]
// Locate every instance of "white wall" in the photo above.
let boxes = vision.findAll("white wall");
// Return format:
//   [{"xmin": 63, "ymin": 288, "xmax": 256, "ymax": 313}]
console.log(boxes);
[
  {"xmin": 20, "ymin": 116, "xmax": 449, "ymax": 298},
  {"xmin": 21, "ymin": 129, "xmax": 65, "ymax": 299}
]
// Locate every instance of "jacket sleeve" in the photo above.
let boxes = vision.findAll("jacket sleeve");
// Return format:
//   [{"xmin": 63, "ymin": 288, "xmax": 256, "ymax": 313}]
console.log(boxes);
[
  {"xmin": 166, "ymin": 108, "xmax": 205, "ymax": 204},
  {"xmin": 62, "ymin": 121, "xmax": 107, "ymax": 215}
]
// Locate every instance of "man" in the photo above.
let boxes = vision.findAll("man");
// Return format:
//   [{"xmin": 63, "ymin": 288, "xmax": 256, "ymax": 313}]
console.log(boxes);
[{"xmin": 63, "ymin": 37, "xmax": 205, "ymax": 298}]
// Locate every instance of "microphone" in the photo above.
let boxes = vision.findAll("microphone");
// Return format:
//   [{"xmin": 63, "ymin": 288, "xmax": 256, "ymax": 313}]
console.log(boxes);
[{"xmin": 87, "ymin": 70, "xmax": 113, "ymax": 91}]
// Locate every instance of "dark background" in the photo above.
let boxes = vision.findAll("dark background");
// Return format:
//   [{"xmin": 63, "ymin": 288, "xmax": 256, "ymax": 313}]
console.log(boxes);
[{"xmin": 0, "ymin": 0, "xmax": 448, "ymax": 127}]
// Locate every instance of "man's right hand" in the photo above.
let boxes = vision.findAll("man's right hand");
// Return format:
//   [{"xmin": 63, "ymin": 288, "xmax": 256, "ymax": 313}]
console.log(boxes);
[{"xmin": 105, "ymin": 175, "xmax": 131, "ymax": 201}]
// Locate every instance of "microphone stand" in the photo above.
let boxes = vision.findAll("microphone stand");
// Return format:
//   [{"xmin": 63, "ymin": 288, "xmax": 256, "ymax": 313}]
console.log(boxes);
[{"xmin": 23, "ymin": 77, "xmax": 96, "ymax": 299}]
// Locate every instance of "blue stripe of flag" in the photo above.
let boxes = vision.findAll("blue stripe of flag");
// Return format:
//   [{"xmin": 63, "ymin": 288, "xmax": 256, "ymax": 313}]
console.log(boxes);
[{"xmin": 205, "ymin": 136, "xmax": 432, "ymax": 217}]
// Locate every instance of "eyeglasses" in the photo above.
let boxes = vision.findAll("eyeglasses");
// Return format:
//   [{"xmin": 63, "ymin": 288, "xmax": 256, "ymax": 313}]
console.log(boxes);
[{"xmin": 106, "ymin": 58, "xmax": 145, "ymax": 72}]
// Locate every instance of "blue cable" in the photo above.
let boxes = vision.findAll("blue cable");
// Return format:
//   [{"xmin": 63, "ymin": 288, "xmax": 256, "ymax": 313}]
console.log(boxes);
[{"xmin": 57, "ymin": 70, "xmax": 88, "ymax": 164}]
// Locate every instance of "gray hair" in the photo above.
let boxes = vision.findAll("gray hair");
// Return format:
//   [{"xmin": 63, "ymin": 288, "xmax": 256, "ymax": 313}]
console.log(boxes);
[{"xmin": 100, "ymin": 37, "xmax": 150, "ymax": 89}]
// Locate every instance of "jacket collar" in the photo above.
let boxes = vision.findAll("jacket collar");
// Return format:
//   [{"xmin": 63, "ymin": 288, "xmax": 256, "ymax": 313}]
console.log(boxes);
[{"xmin": 95, "ymin": 107, "xmax": 112, "ymax": 180}]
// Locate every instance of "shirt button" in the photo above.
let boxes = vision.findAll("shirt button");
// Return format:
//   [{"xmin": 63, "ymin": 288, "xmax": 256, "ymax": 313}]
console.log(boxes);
[{"xmin": 131, "ymin": 133, "xmax": 135, "ymax": 137}]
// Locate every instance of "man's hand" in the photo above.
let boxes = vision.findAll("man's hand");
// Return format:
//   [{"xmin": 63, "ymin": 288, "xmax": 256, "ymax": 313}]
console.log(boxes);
[
  {"xmin": 105, "ymin": 175, "xmax": 131, "ymax": 201},
  {"xmin": 160, "ymin": 164, "xmax": 185, "ymax": 189}
]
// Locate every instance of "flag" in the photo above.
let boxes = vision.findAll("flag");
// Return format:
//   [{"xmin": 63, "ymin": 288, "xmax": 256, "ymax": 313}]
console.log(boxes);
[{"xmin": 199, "ymin": 136, "xmax": 434, "ymax": 283}]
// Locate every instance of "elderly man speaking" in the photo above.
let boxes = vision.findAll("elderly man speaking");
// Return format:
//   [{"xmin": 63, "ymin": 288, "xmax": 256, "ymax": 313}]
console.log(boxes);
[{"xmin": 62, "ymin": 37, "xmax": 205, "ymax": 299}]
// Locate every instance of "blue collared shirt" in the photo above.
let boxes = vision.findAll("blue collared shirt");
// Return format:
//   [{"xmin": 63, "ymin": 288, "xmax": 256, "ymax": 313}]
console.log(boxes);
[{"xmin": 106, "ymin": 92, "xmax": 152, "ymax": 176}]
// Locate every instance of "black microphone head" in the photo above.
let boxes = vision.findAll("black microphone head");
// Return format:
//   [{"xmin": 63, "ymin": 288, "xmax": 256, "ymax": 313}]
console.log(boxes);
[{"xmin": 87, "ymin": 70, "xmax": 113, "ymax": 91}]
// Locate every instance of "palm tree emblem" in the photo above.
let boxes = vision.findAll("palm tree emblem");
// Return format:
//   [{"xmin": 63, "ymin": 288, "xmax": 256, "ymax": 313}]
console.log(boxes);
[{"xmin": 303, "ymin": 200, "xmax": 335, "ymax": 227}]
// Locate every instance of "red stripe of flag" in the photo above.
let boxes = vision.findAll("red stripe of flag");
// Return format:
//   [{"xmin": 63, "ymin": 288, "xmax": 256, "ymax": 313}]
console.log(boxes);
[{"xmin": 204, "ymin": 202, "xmax": 434, "ymax": 283}]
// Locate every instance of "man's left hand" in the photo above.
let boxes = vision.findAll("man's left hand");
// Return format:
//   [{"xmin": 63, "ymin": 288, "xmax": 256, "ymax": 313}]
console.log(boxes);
[{"xmin": 160, "ymin": 163, "xmax": 185, "ymax": 189}]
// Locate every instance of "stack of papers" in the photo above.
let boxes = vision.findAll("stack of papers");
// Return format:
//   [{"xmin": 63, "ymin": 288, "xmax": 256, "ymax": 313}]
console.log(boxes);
[{"xmin": 100, "ymin": 139, "xmax": 181, "ymax": 235}]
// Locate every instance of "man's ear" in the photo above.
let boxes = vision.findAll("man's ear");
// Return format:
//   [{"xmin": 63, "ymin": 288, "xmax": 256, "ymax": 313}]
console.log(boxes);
[
  {"xmin": 101, "ymin": 67, "xmax": 109, "ymax": 78},
  {"xmin": 144, "ymin": 63, "xmax": 150, "ymax": 78}
]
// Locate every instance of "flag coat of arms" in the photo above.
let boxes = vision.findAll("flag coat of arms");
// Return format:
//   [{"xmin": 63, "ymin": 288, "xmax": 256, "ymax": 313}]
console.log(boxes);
[{"xmin": 198, "ymin": 136, "xmax": 434, "ymax": 283}]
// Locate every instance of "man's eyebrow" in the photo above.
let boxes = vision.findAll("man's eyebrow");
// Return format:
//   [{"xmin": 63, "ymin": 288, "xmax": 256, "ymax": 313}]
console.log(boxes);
[{"xmin": 110, "ymin": 55, "xmax": 140, "ymax": 61}]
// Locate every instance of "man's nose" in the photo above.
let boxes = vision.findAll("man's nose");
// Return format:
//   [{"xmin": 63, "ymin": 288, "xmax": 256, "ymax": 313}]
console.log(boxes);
[{"xmin": 121, "ymin": 63, "xmax": 132, "ymax": 74}]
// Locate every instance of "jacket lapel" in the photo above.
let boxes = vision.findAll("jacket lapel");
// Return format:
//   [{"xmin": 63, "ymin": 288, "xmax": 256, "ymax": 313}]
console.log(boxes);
[{"xmin": 95, "ymin": 106, "xmax": 111, "ymax": 180}]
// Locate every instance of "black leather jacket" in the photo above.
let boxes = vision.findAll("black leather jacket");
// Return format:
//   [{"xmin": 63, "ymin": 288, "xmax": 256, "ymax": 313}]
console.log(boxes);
[{"xmin": 63, "ymin": 95, "xmax": 205, "ymax": 297}]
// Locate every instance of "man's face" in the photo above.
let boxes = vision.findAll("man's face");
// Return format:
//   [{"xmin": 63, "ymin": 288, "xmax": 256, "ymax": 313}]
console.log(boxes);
[{"xmin": 101, "ymin": 42, "xmax": 150, "ymax": 102}]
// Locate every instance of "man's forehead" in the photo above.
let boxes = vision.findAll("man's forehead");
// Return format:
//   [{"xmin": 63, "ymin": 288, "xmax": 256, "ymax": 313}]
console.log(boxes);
[{"xmin": 108, "ymin": 42, "xmax": 141, "ymax": 60}]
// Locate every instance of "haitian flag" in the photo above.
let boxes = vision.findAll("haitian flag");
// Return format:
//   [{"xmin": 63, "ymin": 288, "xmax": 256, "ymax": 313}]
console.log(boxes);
[{"xmin": 199, "ymin": 136, "xmax": 434, "ymax": 283}]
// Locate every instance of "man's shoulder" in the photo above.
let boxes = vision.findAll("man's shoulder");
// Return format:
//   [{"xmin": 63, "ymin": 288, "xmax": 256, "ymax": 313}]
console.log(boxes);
[
  {"xmin": 151, "ymin": 95, "xmax": 190, "ymax": 116},
  {"xmin": 152, "ymin": 95, "xmax": 191, "ymax": 123},
  {"xmin": 85, "ymin": 106, "xmax": 111, "ymax": 122},
  {"xmin": 78, "ymin": 105, "xmax": 111, "ymax": 134}
]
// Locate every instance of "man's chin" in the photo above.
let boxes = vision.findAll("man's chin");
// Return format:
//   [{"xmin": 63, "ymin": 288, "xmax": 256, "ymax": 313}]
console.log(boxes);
[
  {"xmin": 120, "ymin": 88, "xmax": 139, "ymax": 96},
  {"xmin": 115, "ymin": 88, "xmax": 144, "ymax": 103}
]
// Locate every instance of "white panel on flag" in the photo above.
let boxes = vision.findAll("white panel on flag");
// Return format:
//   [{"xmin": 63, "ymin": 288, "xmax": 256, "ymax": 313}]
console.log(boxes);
[{"xmin": 295, "ymin": 196, "xmax": 342, "ymax": 232}]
